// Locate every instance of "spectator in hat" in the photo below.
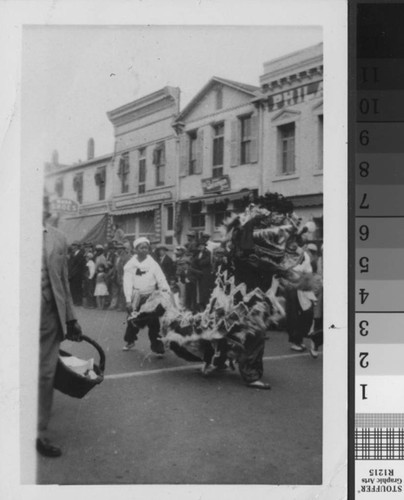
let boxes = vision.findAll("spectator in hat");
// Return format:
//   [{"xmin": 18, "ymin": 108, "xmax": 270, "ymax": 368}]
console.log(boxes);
[
  {"xmin": 107, "ymin": 243, "xmax": 122, "ymax": 310},
  {"xmin": 192, "ymin": 240, "xmax": 213, "ymax": 311},
  {"xmin": 83, "ymin": 252, "xmax": 96, "ymax": 308},
  {"xmin": 112, "ymin": 223, "xmax": 125, "ymax": 244},
  {"xmin": 67, "ymin": 241, "xmax": 86, "ymax": 306},
  {"xmin": 306, "ymin": 242, "xmax": 319, "ymax": 273},
  {"xmin": 155, "ymin": 244, "xmax": 175, "ymax": 282},
  {"xmin": 94, "ymin": 263, "xmax": 109, "ymax": 310},
  {"xmin": 115, "ymin": 240, "xmax": 133, "ymax": 311},
  {"xmin": 185, "ymin": 231, "xmax": 198, "ymax": 257},
  {"xmin": 37, "ymin": 192, "xmax": 83, "ymax": 457},
  {"xmin": 284, "ymin": 243, "xmax": 316, "ymax": 353},
  {"xmin": 212, "ymin": 245, "xmax": 231, "ymax": 275},
  {"xmin": 94, "ymin": 244, "xmax": 108, "ymax": 273},
  {"xmin": 200, "ymin": 232, "xmax": 219, "ymax": 256},
  {"xmin": 307, "ymin": 243, "xmax": 323, "ymax": 358},
  {"xmin": 122, "ymin": 237, "xmax": 170, "ymax": 356},
  {"xmin": 174, "ymin": 246, "xmax": 188, "ymax": 309}
]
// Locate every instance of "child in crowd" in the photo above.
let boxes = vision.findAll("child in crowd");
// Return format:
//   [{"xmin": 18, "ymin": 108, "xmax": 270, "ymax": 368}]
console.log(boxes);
[{"xmin": 94, "ymin": 264, "xmax": 109, "ymax": 310}]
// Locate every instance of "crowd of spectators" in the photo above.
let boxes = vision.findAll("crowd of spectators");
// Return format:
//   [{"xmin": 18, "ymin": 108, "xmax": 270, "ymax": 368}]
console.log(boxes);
[{"xmin": 66, "ymin": 231, "xmax": 229, "ymax": 314}]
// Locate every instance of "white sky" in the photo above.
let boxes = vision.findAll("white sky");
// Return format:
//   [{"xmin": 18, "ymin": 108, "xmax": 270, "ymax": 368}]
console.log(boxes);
[{"xmin": 22, "ymin": 25, "xmax": 322, "ymax": 166}]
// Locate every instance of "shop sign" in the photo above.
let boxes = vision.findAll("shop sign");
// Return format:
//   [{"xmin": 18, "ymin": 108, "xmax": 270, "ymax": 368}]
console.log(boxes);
[
  {"xmin": 267, "ymin": 80, "xmax": 323, "ymax": 111},
  {"xmin": 50, "ymin": 198, "xmax": 79, "ymax": 213},
  {"xmin": 201, "ymin": 175, "xmax": 231, "ymax": 194}
]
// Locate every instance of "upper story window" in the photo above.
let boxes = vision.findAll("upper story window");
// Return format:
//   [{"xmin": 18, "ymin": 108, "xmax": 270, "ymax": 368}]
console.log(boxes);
[
  {"xmin": 188, "ymin": 131, "xmax": 197, "ymax": 175},
  {"xmin": 73, "ymin": 173, "xmax": 83, "ymax": 204},
  {"xmin": 153, "ymin": 143, "xmax": 165, "ymax": 187},
  {"xmin": 215, "ymin": 87, "xmax": 223, "ymax": 110},
  {"xmin": 190, "ymin": 202, "xmax": 205, "ymax": 229},
  {"xmin": 278, "ymin": 122, "xmax": 295, "ymax": 175},
  {"xmin": 318, "ymin": 114, "xmax": 323, "ymax": 170},
  {"xmin": 54, "ymin": 177, "xmax": 64, "ymax": 197},
  {"xmin": 138, "ymin": 148, "xmax": 146, "ymax": 194},
  {"xmin": 240, "ymin": 115, "xmax": 252, "ymax": 165},
  {"xmin": 94, "ymin": 166, "xmax": 106, "ymax": 200},
  {"xmin": 118, "ymin": 153, "xmax": 130, "ymax": 193},
  {"xmin": 212, "ymin": 122, "xmax": 224, "ymax": 179}
]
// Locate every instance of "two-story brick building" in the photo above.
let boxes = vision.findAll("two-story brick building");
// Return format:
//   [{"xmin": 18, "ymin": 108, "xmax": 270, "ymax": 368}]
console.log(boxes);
[
  {"xmin": 44, "ymin": 141, "xmax": 113, "ymax": 243},
  {"xmin": 173, "ymin": 77, "xmax": 262, "ymax": 243},
  {"xmin": 107, "ymin": 86, "xmax": 180, "ymax": 245}
]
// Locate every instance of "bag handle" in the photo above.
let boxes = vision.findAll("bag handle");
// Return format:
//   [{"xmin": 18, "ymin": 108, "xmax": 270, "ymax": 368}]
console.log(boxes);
[{"xmin": 76, "ymin": 335, "xmax": 106, "ymax": 373}]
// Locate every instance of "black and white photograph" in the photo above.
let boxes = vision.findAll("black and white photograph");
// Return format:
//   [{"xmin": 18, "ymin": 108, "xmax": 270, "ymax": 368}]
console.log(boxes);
[{"xmin": 1, "ymin": 1, "xmax": 347, "ymax": 499}]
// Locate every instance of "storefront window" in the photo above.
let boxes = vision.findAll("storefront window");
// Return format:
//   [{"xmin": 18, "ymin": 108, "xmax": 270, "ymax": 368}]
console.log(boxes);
[
  {"xmin": 190, "ymin": 202, "xmax": 205, "ymax": 229},
  {"xmin": 139, "ymin": 211, "xmax": 155, "ymax": 239}
]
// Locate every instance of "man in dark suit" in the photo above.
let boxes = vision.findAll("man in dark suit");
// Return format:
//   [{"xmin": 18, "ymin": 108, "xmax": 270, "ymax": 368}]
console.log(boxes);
[
  {"xmin": 68, "ymin": 241, "xmax": 86, "ymax": 306},
  {"xmin": 155, "ymin": 244, "xmax": 176, "ymax": 282},
  {"xmin": 38, "ymin": 194, "xmax": 83, "ymax": 457}
]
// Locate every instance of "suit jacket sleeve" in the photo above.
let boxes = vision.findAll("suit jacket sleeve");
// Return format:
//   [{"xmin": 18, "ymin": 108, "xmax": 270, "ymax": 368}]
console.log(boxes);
[{"xmin": 62, "ymin": 234, "xmax": 77, "ymax": 323}]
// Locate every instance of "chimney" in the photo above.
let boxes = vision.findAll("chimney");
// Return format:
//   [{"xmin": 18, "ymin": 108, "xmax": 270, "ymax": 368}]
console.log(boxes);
[
  {"xmin": 87, "ymin": 138, "xmax": 95, "ymax": 160},
  {"xmin": 52, "ymin": 150, "xmax": 59, "ymax": 166}
]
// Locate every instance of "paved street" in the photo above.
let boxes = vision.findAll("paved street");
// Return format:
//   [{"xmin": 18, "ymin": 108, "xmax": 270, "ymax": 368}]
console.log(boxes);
[{"xmin": 37, "ymin": 306, "xmax": 322, "ymax": 485}]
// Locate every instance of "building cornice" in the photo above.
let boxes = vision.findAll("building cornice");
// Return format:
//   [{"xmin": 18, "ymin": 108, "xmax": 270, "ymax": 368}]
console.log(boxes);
[{"xmin": 107, "ymin": 86, "xmax": 180, "ymax": 127}]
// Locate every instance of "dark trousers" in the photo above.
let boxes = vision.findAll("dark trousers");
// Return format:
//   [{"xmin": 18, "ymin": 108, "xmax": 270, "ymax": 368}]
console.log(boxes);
[
  {"xmin": 237, "ymin": 332, "xmax": 266, "ymax": 384},
  {"xmin": 285, "ymin": 287, "xmax": 314, "ymax": 345},
  {"xmin": 310, "ymin": 317, "xmax": 323, "ymax": 349},
  {"xmin": 185, "ymin": 281, "xmax": 197, "ymax": 312},
  {"xmin": 83, "ymin": 277, "xmax": 95, "ymax": 308},
  {"xmin": 69, "ymin": 278, "xmax": 83, "ymax": 306},
  {"xmin": 38, "ymin": 297, "xmax": 63, "ymax": 437},
  {"xmin": 124, "ymin": 315, "xmax": 164, "ymax": 354}
]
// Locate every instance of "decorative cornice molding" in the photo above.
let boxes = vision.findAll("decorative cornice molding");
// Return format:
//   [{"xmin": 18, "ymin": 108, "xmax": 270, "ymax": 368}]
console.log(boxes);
[
  {"xmin": 271, "ymin": 108, "xmax": 301, "ymax": 122},
  {"xmin": 107, "ymin": 86, "xmax": 180, "ymax": 126}
]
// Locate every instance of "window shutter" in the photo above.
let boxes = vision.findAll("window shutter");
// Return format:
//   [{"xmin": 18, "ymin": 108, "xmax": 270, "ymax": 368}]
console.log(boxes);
[
  {"xmin": 179, "ymin": 134, "xmax": 188, "ymax": 177},
  {"xmin": 160, "ymin": 142, "xmax": 166, "ymax": 164},
  {"xmin": 195, "ymin": 129, "xmax": 204, "ymax": 175},
  {"xmin": 230, "ymin": 119, "xmax": 239, "ymax": 167},
  {"xmin": 250, "ymin": 114, "xmax": 258, "ymax": 163},
  {"xmin": 152, "ymin": 147, "xmax": 158, "ymax": 165},
  {"xmin": 117, "ymin": 155, "xmax": 124, "ymax": 177}
]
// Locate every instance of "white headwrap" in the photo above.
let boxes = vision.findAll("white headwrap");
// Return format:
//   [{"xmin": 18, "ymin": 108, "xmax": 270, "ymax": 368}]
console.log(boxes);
[{"xmin": 133, "ymin": 237, "xmax": 150, "ymax": 249}]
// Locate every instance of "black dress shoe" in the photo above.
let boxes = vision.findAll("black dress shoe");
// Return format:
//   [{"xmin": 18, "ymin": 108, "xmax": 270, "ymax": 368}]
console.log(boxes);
[
  {"xmin": 247, "ymin": 380, "xmax": 271, "ymax": 390},
  {"xmin": 36, "ymin": 438, "xmax": 62, "ymax": 458}
]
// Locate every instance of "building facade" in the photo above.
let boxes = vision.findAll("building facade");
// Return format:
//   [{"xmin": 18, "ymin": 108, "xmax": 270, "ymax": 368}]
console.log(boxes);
[
  {"xmin": 173, "ymin": 77, "xmax": 262, "ymax": 244},
  {"xmin": 44, "ymin": 43, "xmax": 323, "ymax": 246},
  {"xmin": 257, "ymin": 43, "xmax": 323, "ymax": 235},
  {"xmin": 107, "ymin": 86, "xmax": 180, "ymax": 245},
  {"xmin": 44, "ymin": 142, "xmax": 113, "ymax": 244}
]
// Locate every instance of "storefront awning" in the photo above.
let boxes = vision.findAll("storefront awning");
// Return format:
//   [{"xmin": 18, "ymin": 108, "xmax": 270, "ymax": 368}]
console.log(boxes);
[
  {"xmin": 290, "ymin": 194, "xmax": 323, "ymax": 208},
  {"xmin": 58, "ymin": 214, "xmax": 107, "ymax": 245},
  {"xmin": 112, "ymin": 204, "xmax": 159, "ymax": 216},
  {"xmin": 185, "ymin": 190, "xmax": 254, "ymax": 206}
]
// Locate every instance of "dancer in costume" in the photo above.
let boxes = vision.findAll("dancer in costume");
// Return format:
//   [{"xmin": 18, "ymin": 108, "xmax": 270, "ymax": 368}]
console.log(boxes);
[{"xmin": 122, "ymin": 237, "xmax": 170, "ymax": 356}]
